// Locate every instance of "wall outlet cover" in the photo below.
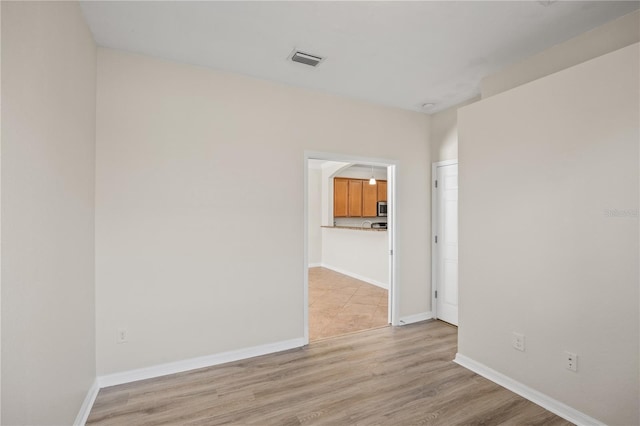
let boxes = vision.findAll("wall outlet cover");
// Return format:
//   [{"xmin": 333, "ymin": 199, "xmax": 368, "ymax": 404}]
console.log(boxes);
[
  {"xmin": 512, "ymin": 332, "xmax": 525, "ymax": 351},
  {"xmin": 117, "ymin": 328, "xmax": 128, "ymax": 344},
  {"xmin": 565, "ymin": 351, "xmax": 578, "ymax": 372}
]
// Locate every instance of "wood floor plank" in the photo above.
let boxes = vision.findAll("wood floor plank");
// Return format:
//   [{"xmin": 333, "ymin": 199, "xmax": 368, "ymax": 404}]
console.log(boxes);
[{"xmin": 87, "ymin": 320, "xmax": 573, "ymax": 426}]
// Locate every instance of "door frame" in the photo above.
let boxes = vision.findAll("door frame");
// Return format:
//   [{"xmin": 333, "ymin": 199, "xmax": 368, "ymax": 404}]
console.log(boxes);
[
  {"xmin": 303, "ymin": 151, "xmax": 399, "ymax": 345},
  {"xmin": 431, "ymin": 159, "xmax": 458, "ymax": 321}
]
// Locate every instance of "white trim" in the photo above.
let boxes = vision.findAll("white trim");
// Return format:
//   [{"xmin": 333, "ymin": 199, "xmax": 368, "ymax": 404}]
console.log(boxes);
[
  {"xmin": 387, "ymin": 164, "xmax": 398, "ymax": 326},
  {"xmin": 431, "ymin": 162, "xmax": 438, "ymax": 320},
  {"xmin": 454, "ymin": 353, "xmax": 605, "ymax": 426},
  {"xmin": 303, "ymin": 158, "xmax": 310, "ymax": 344},
  {"xmin": 431, "ymin": 159, "xmax": 458, "ymax": 323},
  {"xmin": 398, "ymin": 311, "xmax": 433, "ymax": 325},
  {"xmin": 74, "ymin": 379, "xmax": 99, "ymax": 426},
  {"xmin": 320, "ymin": 263, "xmax": 388, "ymax": 290},
  {"xmin": 98, "ymin": 338, "xmax": 304, "ymax": 388},
  {"xmin": 308, "ymin": 262, "xmax": 322, "ymax": 268},
  {"xmin": 305, "ymin": 151, "xmax": 395, "ymax": 168}
]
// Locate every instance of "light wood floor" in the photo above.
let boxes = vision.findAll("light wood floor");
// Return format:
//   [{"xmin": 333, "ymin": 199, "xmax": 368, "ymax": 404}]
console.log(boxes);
[
  {"xmin": 309, "ymin": 267, "xmax": 388, "ymax": 341},
  {"xmin": 87, "ymin": 320, "xmax": 573, "ymax": 426}
]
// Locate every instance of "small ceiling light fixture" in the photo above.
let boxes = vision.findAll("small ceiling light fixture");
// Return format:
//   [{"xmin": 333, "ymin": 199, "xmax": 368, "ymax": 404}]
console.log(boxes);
[
  {"xmin": 421, "ymin": 102, "xmax": 436, "ymax": 110},
  {"xmin": 369, "ymin": 166, "xmax": 377, "ymax": 185},
  {"xmin": 289, "ymin": 49, "xmax": 324, "ymax": 67}
]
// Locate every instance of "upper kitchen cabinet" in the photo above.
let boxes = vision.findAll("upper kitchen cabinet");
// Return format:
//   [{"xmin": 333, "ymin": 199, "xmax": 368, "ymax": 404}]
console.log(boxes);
[
  {"xmin": 334, "ymin": 178, "xmax": 363, "ymax": 217},
  {"xmin": 334, "ymin": 178, "xmax": 349, "ymax": 217},
  {"xmin": 362, "ymin": 182, "xmax": 378, "ymax": 217},
  {"xmin": 347, "ymin": 179, "xmax": 363, "ymax": 217},
  {"xmin": 377, "ymin": 181, "xmax": 387, "ymax": 202},
  {"xmin": 334, "ymin": 177, "xmax": 387, "ymax": 218}
]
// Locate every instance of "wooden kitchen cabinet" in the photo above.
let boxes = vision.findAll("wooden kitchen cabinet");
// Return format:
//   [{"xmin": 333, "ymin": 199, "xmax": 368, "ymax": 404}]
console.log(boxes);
[
  {"xmin": 334, "ymin": 178, "xmax": 362, "ymax": 217},
  {"xmin": 334, "ymin": 178, "xmax": 387, "ymax": 218},
  {"xmin": 362, "ymin": 182, "xmax": 378, "ymax": 217},
  {"xmin": 377, "ymin": 180, "xmax": 387, "ymax": 202},
  {"xmin": 348, "ymin": 179, "xmax": 363, "ymax": 217},
  {"xmin": 334, "ymin": 178, "xmax": 349, "ymax": 217}
]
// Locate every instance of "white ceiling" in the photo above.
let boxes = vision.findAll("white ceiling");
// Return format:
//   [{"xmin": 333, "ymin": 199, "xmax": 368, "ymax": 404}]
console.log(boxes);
[{"xmin": 80, "ymin": 1, "xmax": 638, "ymax": 114}]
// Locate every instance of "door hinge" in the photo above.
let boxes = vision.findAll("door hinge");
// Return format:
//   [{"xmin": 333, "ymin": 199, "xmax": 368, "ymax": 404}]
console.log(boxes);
[
  {"xmin": 435, "ymin": 235, "xmax": 438, "ymax": 244},
  {"xmin": 390, "ymin": 249, "xmax": 394, "ymax": 256},
  {"xmin": 435, "ymin": 290, "xmax": 438, "ymax": 298},
  {"xmin": 435, "ymin": 180, "xmax": 438, "ymax": 188}
]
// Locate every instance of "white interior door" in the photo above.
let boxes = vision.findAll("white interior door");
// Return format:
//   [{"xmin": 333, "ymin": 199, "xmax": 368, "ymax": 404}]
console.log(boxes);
[{"xmin": 434, "ymin": 162, "xmax": 458, "ymax": 325}]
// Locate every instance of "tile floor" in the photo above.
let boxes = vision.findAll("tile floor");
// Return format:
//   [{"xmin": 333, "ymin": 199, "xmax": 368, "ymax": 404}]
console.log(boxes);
[{"xmin": 309, "ymin": 267, "xmax": 389, "ymax": 341}]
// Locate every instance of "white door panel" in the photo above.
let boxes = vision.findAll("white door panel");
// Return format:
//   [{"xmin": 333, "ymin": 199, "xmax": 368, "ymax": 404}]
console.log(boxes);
[{"xmin": 435, "ymin": 163, "xmax": 458, "ymax": 325}]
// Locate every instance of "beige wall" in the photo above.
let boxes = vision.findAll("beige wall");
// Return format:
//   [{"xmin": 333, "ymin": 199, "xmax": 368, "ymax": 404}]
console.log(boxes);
[
  {"xmin": 95, "ymin": 49, "xmax": 431, "ymax": 375},
  {"xmin": 429, "ymin": 97, "xmax": 478, "ymax": 163},
  {"xmin": 458, "ymin": 44, "xmax": 639, "ymax": 425},
  {"xmin": 1, "ymin": 2, "xmax": 96, "ymax": 424},
  {"xmin": 481, "ymin": 10, "xmax": 640, "ymax": 98},
  {"xmin": 321, "ymin": 228, "xmax": 389, "ymax": 289}
]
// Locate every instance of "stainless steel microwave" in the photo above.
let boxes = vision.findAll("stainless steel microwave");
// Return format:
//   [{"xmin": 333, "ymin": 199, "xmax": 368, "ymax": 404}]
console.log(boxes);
[{"xmin": 377, "ymin": 201, "xmax": 387, "ymax": 217}]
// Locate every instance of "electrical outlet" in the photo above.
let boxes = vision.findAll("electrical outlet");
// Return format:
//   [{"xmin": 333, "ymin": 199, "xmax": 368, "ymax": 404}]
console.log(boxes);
[
  {"xmin": 565, "ymin": 351, "xmax": 578, "ymax": 372},
  {"xmin": 116, "ymin": 328, "xmax": 128, "ymax": 344},
  {"xmin": 512, "ymin": 332, "xmax": 525, "ymax": 351}
]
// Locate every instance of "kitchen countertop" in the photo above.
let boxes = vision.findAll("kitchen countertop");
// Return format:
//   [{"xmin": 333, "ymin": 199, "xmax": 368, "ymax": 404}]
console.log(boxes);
[{"xmin": 321, "ymin": 226, "xmax": 387, "ymax": 232}]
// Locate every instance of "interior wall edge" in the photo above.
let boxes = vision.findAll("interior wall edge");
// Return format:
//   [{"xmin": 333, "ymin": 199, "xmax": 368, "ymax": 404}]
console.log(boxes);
[
  {"xmin": 73, "ymin": 380, "xmax": 100, "ymax": 426},
  {"xmin": 318, "ymin": 263, "xmax": 388, "ymax": 290},
  {"xmin": 480, "ymin": 9, "xmax": 640, "ymax": 98}
]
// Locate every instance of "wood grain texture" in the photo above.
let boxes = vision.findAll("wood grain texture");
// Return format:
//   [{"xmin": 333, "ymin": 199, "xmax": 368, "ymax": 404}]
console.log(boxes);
[
  {"xmin": 377, "ymin": 180, "xmax": 387, "ymax": 202},
  {"xmin": 362, "ymin": 182, "xmax": 378, "ymax": 217},
  {"xmin": 347, "ymin": 179, "xmax": 362, "ymax": 217},
  {"xmin": 87, "ymin": 321, "xmax": 573, "ymax": 426},
  {"xmin": 333, "ymin": 178, "xmax": 349, "ymax": 218}
]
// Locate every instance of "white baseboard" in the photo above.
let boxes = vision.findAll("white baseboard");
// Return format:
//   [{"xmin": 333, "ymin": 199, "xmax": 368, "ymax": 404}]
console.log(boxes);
[
  {"xmin": 74, "ymin": 379, "xmax": 99, "ymax": 426},
  {"xmin": 320, "ymin": 263, "xmax": 388, "ymax": 290},
  {"xmin": 97, "ymin": 338, "xmax": 305, "ymax": 388},
  {"xmin": 398, "ymin": 311, "xmax": 433, "ymax": 325},
  {"xmin": 308, "ymin": 262, "xmax": 322, "ymax": 268},
  {"xmin": 454, "ymin": 353, "xmax": 604, "ymax": 426}
]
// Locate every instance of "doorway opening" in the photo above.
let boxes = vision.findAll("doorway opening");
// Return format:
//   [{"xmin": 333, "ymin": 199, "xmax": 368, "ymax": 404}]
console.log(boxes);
[{"xmin": 303, "ymin": 152, "xmax": 398, "ymax": 344}]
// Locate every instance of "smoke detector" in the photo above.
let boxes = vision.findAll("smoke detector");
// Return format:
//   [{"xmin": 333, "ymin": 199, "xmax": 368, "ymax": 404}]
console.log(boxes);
[{"xmin": 288, "ymin": 49, "xmax": 324, "ymax": 67}]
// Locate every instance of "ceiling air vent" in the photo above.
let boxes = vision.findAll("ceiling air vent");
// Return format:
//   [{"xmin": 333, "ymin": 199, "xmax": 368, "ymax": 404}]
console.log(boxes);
[{"xmin": 289, "ymin": 50, "xmax": 324, "ymax": 67}]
